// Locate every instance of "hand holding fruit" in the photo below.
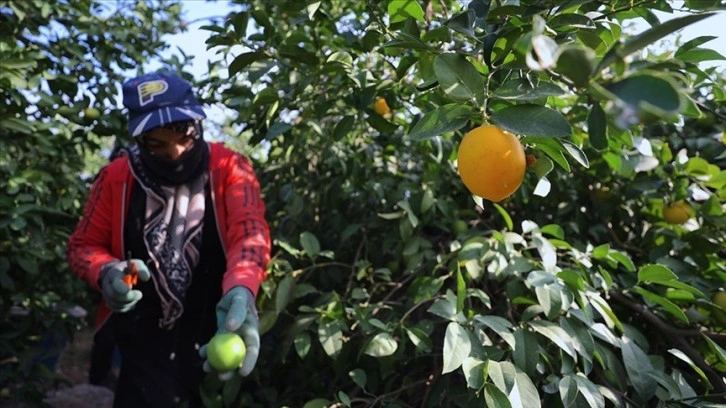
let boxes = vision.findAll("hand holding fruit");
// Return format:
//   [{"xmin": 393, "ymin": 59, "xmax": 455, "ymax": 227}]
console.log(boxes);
[
  {"xmin": 200, "ymin": 286, "xmax": 260, "ymax": 379},
  {"xmin": 99, "ymin": 259, "xmax": 150, "ymax": 312}
]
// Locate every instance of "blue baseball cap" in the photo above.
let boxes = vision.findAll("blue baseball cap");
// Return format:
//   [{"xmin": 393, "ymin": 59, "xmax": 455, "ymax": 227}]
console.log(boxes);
[{"xmin": 122, "ymin": 71, "xmax": 206, "ymax": 137}]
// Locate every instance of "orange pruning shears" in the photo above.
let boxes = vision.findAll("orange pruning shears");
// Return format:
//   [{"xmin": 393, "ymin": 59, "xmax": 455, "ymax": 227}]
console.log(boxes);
[{"xmin": 123, "ymin": 251, "xmax": 139, "ymax": 288}]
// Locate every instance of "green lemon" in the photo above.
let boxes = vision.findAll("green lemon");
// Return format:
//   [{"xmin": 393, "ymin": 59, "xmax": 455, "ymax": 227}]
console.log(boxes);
[
  {"xmin": 712, "ymin": 292, "xmax": 726, "ymax": 327},
  {"xmin": 84, "ymin": 107, "xmax": 101, "ymax": 120},
  {"xmin": 452, "ymin": 219, "xmax": 468, "ymax": 235},
  {"xmin": 207, "ymin": 332, "xmax": 246, "ymax": 371}
]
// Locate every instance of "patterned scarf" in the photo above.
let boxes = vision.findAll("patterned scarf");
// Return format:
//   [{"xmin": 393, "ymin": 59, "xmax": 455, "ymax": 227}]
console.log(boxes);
[{"xmin": 127, "ymin": 142, "xmax": 208, "ymax": 329}]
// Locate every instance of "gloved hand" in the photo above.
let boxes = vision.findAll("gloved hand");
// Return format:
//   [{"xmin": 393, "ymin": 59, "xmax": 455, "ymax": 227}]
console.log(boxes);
[
  {"xmin": 99, "ymin": 259, "xmax": 151, "ymax": 313},
  {"xmin": 200, "ymin": 286, "xmax": 260, "ymax": 380}
]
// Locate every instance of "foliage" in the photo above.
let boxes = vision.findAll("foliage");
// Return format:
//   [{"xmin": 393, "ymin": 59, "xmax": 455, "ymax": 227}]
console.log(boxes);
[
  {"xmin": 0, "ymin": 0, "xmax": 187, "ymax": 402},
  {"xmin": 197, "ymin": 0, "xmax": 726, "ymax": 407},
  {"xmin": 3, "ymin": 0, "xmax": 726, "ymax": 406}
]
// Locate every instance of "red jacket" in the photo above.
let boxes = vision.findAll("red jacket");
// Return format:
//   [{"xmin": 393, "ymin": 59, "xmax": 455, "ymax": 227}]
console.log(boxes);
[{"xmin": 68, "ymin": 142, "xmax": 271, "ymax": 329}]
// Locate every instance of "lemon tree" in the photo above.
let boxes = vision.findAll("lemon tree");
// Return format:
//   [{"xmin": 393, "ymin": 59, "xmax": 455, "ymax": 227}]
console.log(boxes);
[
  {"xmin": 7, "ymin": 0, "xmax": 726, "ymax": 407},
  {"xmin": 197, "ymin": 1, "xmax": 726, "ymax": 406}
]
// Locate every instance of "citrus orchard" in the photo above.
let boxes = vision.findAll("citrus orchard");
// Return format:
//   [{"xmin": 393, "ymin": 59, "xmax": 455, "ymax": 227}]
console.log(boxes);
[
  {"xmin": 207, "ymin": 332, "xmax": 246, "ymax": 372},
  {"xmin": 456, "ymin": 125, "xmax": 526, "ymax": 202},
  {"xmin": 373, "ymin": 98, "xmax": 390, "ymax": 116},
  {"xmin": 663, "ymin": 200, "xmax": 693, "ymax": 225}
]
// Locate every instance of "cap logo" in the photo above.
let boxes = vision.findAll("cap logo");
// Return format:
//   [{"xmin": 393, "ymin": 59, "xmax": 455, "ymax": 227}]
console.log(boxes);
[{"xmin": 137, "ymin": 79, "xmax": 169, "ymax": 106}]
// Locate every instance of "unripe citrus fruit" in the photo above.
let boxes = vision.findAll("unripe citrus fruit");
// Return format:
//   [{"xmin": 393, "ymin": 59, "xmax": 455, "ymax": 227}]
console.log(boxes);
[
  {"xmin": 452, "ymin": 219, "xmax": 468, "ymax": 235},
  {"xmin": 457, "ymin": 125, "xmax": 526, "ymax": 202},
  {"xmin": 712, "ymin": 292, "xmax": 726, "ymax": 326},
  {"xmin": 373, "ymin": 98, "xmax": 391, "ymax": 116},
  {"xmin": 207, "ymin": 332, "xmax": 246, "ymax": 371},
  {"xmin": 84, "ymin": 107, "xmax": 101, "ymax": 120},
  {"xmin": 663, "ymin": 200, "xmax": 693, "ymax": 225}
]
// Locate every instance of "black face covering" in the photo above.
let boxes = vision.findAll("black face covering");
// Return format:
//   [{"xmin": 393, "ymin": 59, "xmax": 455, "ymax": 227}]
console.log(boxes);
[{"xmin": 139, "ymin": 138, "xmax": 209, "ymax": 186}]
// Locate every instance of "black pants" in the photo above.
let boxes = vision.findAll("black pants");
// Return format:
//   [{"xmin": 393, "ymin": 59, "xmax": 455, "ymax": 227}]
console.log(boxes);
[
  {"xmin": 112, "ymin": 181, "xmax": 225, "ymax": 408},
  {"xmin": 111, "ymin": 310, "xmax": 216, "ymax": 408},
  {"xmin": 89, "ymin": 319, "xmax": 117, "ymax": 388}
]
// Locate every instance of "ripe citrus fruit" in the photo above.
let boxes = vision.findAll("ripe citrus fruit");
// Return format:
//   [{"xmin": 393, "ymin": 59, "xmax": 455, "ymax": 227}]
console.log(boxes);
[
  {"xmin": 457, "ymin": 125, "xmax": 526, "ymax": 202},
  {"xmin": 663, "ymin": 200, "xmax": 693, "ymax": 225},
  {"xmin": 207, "ymin": 332, "xmax": 246, "ymax": 371},
  {"xmin": 373, "ymin": 98, "xmax": 391, "ymax": 116}
]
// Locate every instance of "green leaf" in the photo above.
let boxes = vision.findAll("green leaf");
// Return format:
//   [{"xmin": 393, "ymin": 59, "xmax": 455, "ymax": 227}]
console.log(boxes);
[
  {"xmin": 559, "ymin": 140, "xmax": 589, "ymax": 169},
  {"xmin": 528, "ymin": 320, "xmax": 577, "ymax": 360},
  {"xmin": 294, "ymin": 331, "xmax": 311, "ymax": 359},
  {"xmin": 433, "ymin": 53, "xmax": 486, "ymax": 103},
  {"xmin": 587, "ymin": 102, "xmax": 607, "ymax": 150},
  {"xmin": 456, "ymin": 264, "xmax": 466, "ymax": 313},
  {"xmin": 632, "ymin": 287, "xmax": 688, "ymax": 323},
  {"xmin": 474, "ymin": 316, "xmax": 515, "ymax": 349},
  {"xmin": 492, "ymin": 203, "xmax": 513, "ymax": 231},
  {"xmin": 442, "ymin": 322, "xmax": 471, "ymax": 374},
  {"xmin": 606, "ymin": 73, "xmax": 681, "ymax": 114},
  {"xmin": 668, "ymin": 348, "xmax": 710, "ymax": 385},
  {"xmin": 462, "ymin": 357, "xmax": 488, "ymax": 390},
  {"xmin": 407, "ymin": 104, "xmax": 473, "ymax": 141},
  {"xmin": 300, "ymin": 231, "xmax": 321, "ymax": 260},
  {"xmin": 675, "ymin": 48, "xmax": 725, "ymax": 63},
  {"xmin": 275, "ymin": 276, "xmax": 296, "ymax": 314},
  {"xmin": 405, "ymin": 327, "xmax": 433, "ymax": 352},
  {"xmin": 597, "ymin": 12, "xmax": 716, "ymax": 71},
  {"xmin": 484, "ymin": 383, "xmax": 512, "ymax": 408},
  {"xmin": 491, "ymin": 105, "xmax": 572, "ymax": 138},
  {"xmin": 333, "ymin": 115, "xmax": 355, "ymax": 139},
  {"xmin": 550, "ymin": 14, "xmax": 596, "ymax": 30},
  {"xmin": 366, "ymin": 111, "xmax": 399, "ymax": 134},
  {"xmin": 702, "ymin": 335, "xmax": 726, "ymax": 366},
  {"xmin": 303, "ymin": 398, "xmax": 331, "ymax": 408},
  {"xmin": 428, "ymin": 298, "xmax": 458, "ymax": 321},
  {"xmin": 637, "ymin": 264, "xmax": 677, "ymax": 284},
  {"xmin": 523, "ymin": 137, "xmax": 569, "ymax": 172},
  {"xmin": 318, "ymin": 320, "xmax": 344, "ymax": 357},
  {"xmin": 326, "ymin": 51, "xmax": 353, "ymax": 68},
  {"xmin": 560, "ymin": 374, "xmax": 605, "ymax": 408},
  {"xmin": 492, "ymin": 78, "xmax": 564, "ymax": 101},
  {"xmin": 587, "ymin": 293, "xmax": 623, "ymax": 332},
  {"xmin": 621, "ymin": 337, "xmax": 658, "ymax": 400},
  {"xmin": 608, "ymin": 251, "xmax": 635, "ymax": 272},
  {"xmin": 532, "ymin": 156, "xmax": 555, "ymax": 179},
  {"xmin": 560, "ymin": 317, "xmax": 594, "ymax": 364},
  {"xmin": 364, "ymin": 332, "xmax": 398, "ymax": 357},
  {"xmin": 487, "ymin": 361, "xmax": 541, "ymax": 408},
  {"xmin": 513, "ymin": 328, "xmax": 538, "ymax": 376},
  {"xmin": 445, "ymin": 10, "xmax": 477, "ymax": 39},
  {"xmin": 675, "ymin": 35, "xmax": 719, "ymax": 56},
  {"xmin": 388, "ymin": 0, "xmax": 425, "ymax": 24},
  {"xmin": 228, "ymin": 51, "xmax": 268, "ymax": 77}
]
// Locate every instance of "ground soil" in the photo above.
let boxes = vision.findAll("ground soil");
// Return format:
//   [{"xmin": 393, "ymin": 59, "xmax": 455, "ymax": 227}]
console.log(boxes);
[
  {"xmin": 3, "ymin": 326, "xmax": 113, "ymax": 408},
  {"xmin": 55, "ymin": 326, "xmax": 96, "ymax": 386}
]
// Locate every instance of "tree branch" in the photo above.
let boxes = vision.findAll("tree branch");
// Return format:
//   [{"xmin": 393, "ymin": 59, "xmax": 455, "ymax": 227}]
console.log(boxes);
[{"xmin": 610, "ymin": 291, "xmax": 726, "ymax": 393}]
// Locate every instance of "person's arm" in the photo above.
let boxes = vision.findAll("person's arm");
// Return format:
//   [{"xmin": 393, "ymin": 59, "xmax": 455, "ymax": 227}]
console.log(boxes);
[
  {"xmin": 67, "ymin": 167, "xmax": 118, "ymax": 291},
  {"xmin": 220, "ymin": 152, "xmax": 271, "ymax": 297}
]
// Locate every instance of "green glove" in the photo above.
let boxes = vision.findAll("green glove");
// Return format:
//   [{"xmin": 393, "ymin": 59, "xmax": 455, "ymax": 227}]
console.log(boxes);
[
  {"xmin": 200, "ymin": 286, "xmax": 260, "ymax": 379},
  {"xmin": 99, "ymin": 259, "xmax": 151, "ymax": 313}
]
